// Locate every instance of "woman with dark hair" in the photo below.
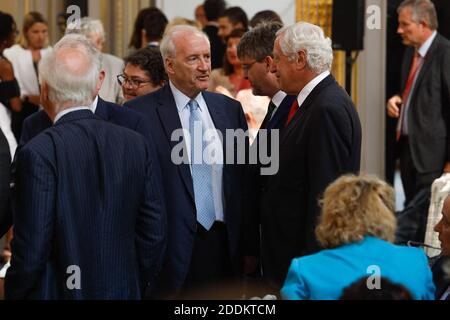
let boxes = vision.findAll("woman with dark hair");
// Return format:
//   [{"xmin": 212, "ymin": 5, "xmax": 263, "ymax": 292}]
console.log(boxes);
[
  {"xmin": 208, "ymin": 28, "xmax": 251, "ymax": 97},
  {"xmin": 0, "ymin": 11, "xmax": 20, "ymax": 157},
  {"xmin": 3, "ymin": 11, "xmax": 52, "ymax": 141},
  {"xmin": 281, "ymin": 174, "xmax": 435, "ymax": 300}
]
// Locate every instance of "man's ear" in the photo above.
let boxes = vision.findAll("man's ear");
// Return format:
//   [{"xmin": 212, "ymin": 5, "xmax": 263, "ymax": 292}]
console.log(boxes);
[
  {"xmin": 40, "ymin": 81, "xmax": 49, "ymax": 106},
  {"xmin": 265, "ymin": 56, "xmax": 273, "ymax": 73},
  {"xmin": 96, "ymin": 70, "xmax": 105, "ymax": 94},
  {"xmin": 40, "ymin": 81, "xmax": 55, "ymax": 120},
  {"xmin": 296, "ymin": 50, "xmax": 307, "ymax": 70},
  {"xmin": 165, "ymin": 57, "xmax": 175, "ymax": 75}
]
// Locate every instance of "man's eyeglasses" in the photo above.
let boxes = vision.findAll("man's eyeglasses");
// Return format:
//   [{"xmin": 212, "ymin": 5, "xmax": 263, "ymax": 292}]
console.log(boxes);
[
  {"xmin": 242, "ymin": 60, "xmax": 259, "ymax": 72},
  {"xmin": 117, "ymin": 74, "xmax": 152, "ymax": 89}
]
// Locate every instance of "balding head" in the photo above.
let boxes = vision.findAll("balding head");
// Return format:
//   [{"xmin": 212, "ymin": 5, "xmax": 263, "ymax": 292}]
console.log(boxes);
[{"xmin": 39, "ymin": 34, "xmax": 102, "ymax": 117}]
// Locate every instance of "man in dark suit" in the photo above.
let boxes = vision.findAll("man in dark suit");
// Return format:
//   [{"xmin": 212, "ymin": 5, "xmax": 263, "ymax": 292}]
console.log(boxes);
[
  {"xmin": 262, "ymin": 21, "xmax": 362, "ymax": 292},
  {"xmin": 387, "ymin": 0, "xmax": 450, "ymax": 243},
  {"xmin": 125, "ymin": 25, "xmax": 249, "ymax": 299},
  {"xmin": 4, "ymin": 34, "xmax": 166, "ymax": 299},
  {"xmin": 432, "ymin": 195, "xmax": 450, "ymax": 300},
  {"xmin": 236, "ymin": 22, "xmax": 296, "ymax": 286}
]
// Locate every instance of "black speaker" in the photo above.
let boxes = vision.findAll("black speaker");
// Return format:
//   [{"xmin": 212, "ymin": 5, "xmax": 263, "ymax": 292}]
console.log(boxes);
[{"xmin": 332, "ymin": 0, "xmax": 365, "ymax": 51}]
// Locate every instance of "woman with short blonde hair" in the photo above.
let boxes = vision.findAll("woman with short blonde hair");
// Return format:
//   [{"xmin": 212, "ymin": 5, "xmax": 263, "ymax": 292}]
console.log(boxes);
[
  {"xmin": 281, "ymin": 174, "xmax": 435, "ymax": 300},
  {"xmin": 316, "ymin": 174, "xmax": 397, "ymax": 248}
]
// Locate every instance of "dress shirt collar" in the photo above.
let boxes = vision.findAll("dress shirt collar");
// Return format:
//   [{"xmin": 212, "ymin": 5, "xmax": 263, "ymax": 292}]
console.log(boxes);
[
  {"xmin": 418, "ymin": 30, "xmax": 437, "ymax": 58},
  {"xmin": 54, "ymin": 106, "xmax": 91, "ymax": 123},
  {"xmin": 297, "ymin": 70, "xmax": 330, "ymax": 107},
  {"xmin": 170, "ymin": 81, "xmax": 205, "ymax": 113},
  {"xmin": 271, "ymin": 90, "xmax": 287, "ymax": 108},
  {"xmin": 91, "ymin": 95, "xmax": 98, "ymax": 114}
]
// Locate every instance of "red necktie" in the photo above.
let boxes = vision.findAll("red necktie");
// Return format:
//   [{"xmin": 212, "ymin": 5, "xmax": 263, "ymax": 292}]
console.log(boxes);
[
  {"xmin": 396, "ymin": 52, "xmax": 421, "ymax": 141},
  {"xmin": 285, "ymin": 99, "xmax": 299, "ymax": 127}
]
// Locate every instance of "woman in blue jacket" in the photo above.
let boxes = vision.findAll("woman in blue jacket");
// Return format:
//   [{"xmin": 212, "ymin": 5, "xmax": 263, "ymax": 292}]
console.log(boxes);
[{"xmin": 281, "ymin": 174, "xmax": 435, "ymax": 300}]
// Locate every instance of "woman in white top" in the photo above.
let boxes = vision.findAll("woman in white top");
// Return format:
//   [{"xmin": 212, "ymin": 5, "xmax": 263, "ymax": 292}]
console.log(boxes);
[
  {"xmin": 0, "ymin": 11, "xmax": 21, "ymax": 157},
  {"xmin": 3, "ymin": 11, "xmax": 52, "ymax": 140}
]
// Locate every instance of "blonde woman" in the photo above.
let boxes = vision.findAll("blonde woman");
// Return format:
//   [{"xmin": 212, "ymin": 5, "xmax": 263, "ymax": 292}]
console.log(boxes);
[
  {"xmin": 281, "ymin": 174, "xmax": 435, "ymax": 300},
  {"xmin": 3, "ymin": 12, "xmax": 51, "ymax": 140}
]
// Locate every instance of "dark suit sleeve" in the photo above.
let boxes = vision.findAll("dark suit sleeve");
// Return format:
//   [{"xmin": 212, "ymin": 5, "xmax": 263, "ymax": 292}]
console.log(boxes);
[
  {"xmin": 5, "ymin": 147, "xmax": 55, "ymax": 299},
  {"xmin": 19, "ymin": 118, "xmax": 32, "ymax": 147},
  {"xmin": 234, "ymin": 101, "xmax": 260, "ymax": 259},
  {"xmin": 135, "ymin": 141, "xmax": 167, "ymax": 298},
  {"xmin": 305, "ymin": 104, "xmax": 356, "ymax": 253},
  {"xmin": 0, "ymin": 131, "xmax": 11, "ymax": 236},
  {"xmin": 442, "ymin": 48, "xmax": 450, "ymax": 162}
]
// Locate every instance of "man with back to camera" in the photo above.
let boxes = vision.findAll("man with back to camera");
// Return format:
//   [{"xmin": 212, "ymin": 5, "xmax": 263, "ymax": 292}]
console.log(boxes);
[{"xmin": 4, "ymin": 34, "xmax": 166, "ymax": 299}]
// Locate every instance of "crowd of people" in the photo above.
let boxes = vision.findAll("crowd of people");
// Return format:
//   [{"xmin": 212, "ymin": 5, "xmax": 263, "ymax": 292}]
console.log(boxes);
[{"xmin": 0, "ymin": 0, "xmax": 449, "ymax": 300}]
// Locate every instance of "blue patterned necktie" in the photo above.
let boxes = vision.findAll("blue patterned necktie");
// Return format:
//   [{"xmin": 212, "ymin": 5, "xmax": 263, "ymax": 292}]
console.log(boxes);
[{"xmin": 188, "ymin": 99, "xmax": 216, "ymax": 230}]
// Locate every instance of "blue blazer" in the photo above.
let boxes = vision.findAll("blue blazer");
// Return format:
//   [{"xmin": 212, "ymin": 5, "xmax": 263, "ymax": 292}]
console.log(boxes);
[
  {"xmin": 281, "ymin": 236, "xmax": 435, "ymax": 300},
  {"xmin": 5, "ymin": 110, "xmax": 166, "ymax": 299},
  {"xmin": 125, "ymin": 85, "xmax": 248, "ymax": 296}
]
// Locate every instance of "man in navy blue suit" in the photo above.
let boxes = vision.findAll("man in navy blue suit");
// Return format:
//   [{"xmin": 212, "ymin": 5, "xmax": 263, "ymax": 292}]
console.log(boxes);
[
  {"xmin": 236, "ymin": 21, "xmax": 297, "ymax": 295},
  {"xmin": 5, "ymin": 34, "xmax": 166, "ymax": 299},
  {"xmin": 125, "ymin": 25, "xmax": 249, "ymax": 299},
  {"xmin": 262, "ymin": 22, "xmax": 361, "ymax": 293}
]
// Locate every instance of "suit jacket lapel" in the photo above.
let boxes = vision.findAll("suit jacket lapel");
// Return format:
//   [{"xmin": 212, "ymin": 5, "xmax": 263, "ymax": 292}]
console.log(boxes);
[
  {"xmin": 269, "ymin": 95, "xmax": 296, "ymax": 130},
  {"xmin": 157, "ymin": 85, "xmax": 195, "ymax": 203},
  {"xmin": 409, "ymin": 34, "xmax": 441, "ymax": 101},
  {"xmin": 202, "ymin": 92, "xmax": 228, "ymax": 139}
]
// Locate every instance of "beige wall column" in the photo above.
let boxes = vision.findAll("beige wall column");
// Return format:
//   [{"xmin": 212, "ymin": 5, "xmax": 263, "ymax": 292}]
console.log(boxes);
[{"xmin": 356, "ymin": 0, "xmax": 386, "ymax": 176}]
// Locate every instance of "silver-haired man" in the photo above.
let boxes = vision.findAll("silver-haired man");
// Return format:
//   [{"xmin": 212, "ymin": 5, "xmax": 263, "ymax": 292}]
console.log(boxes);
[
  {"xmin": 259, "ymin": 21, "xmax": 362, "ymax": 294},
  {"xmin": 5, "ymin": 34, "xmax": 166, "ymax": 299}
]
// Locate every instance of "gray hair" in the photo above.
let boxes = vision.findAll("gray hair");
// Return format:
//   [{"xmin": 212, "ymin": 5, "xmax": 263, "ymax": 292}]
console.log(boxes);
[
  {"xmin": 398, "ymin": 0, "xmax": 438, "ymax": 30},
  {"xmin": 160, "ymin": 24, "xmax": 210, "ymax": 60},
  {"xmin": 39, "ymin": 33, "xmax": 102, "ymax": 107},
  {"xmin": 65, "ymin": 17, "xmax": 106, "ymax": 43},
  {"xmin": 237, "ymin": 21, "xmax": 283, "ymax": 61},
  {"xmin": 276, "ymin": 22, "xmax": 333, "ymax": 74}
]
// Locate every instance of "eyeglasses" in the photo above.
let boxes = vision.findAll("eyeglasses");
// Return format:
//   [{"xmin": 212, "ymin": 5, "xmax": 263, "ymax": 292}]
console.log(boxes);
[
  {"xmin": 242, "ymin": 60, "xmax": 259, "ymax": 72},
  {"xmin": 117, "ymin": 74, "xmax": 152, "ymax": 89}
]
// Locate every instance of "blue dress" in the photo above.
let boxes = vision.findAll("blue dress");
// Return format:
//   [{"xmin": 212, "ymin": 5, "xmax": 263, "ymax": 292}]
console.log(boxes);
[{"xmin": 281, "ymin": 236, "xmax": 435, "ymax": 300}]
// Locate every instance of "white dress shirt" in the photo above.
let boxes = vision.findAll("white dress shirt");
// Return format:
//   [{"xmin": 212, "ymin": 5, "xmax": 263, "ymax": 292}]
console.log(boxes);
[
  {"xmin": 296, "ymin": 70, "xmax": 330, "ymax": 109},
  {"xmin": 270, "ymin": 90, "xmax": 288, "ymax": 121},
  {"xmin": 53, "ymin": 96, "xmax": 98, "ymax": 124}
]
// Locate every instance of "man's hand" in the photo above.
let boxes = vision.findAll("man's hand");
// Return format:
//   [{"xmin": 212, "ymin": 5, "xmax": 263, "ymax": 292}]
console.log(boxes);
[{"xmin": 387, "ymin": 95, "xmax": 402, "ymax": 118}]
